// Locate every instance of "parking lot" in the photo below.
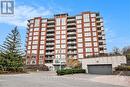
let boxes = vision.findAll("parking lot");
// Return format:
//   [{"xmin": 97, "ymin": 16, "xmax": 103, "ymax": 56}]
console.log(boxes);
[{"xmin": 0, "ymin": 71, "xmax": 129, "ymax": 87}]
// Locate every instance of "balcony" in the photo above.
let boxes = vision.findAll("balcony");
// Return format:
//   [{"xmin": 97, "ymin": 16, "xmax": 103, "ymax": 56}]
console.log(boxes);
[
  {"xmin": 46, "ymin": 34, "xmax": 54, "ymax": 36},
  {"xmin": 67, "ymin": 41, "xmax": 76, "ymax": 44},
  {"xmin": 45, "ymin": 57, "xmax": 54, "ymax": 60},
  {"xmin": 67, "ymin": 19, "xmax": 75, "ymax": 22},
  {"xmin": 46, "ymin": 52, "xmax": 54, "ymax": 55},
  {"xmin": 67, "ymin": 51, "xmax": 77, "ymax": 54},
  {"xmin": 67, "ymin": 27, "xmax": 76, "ymax": 31},
  {"xmin": 46, "ymin": 47, "xmax": 54, "ymax": 50},
  {"xmin": 46, "ymin": 43, "xmax": 54, "ymax": 45},
  {"xmin": 67, "ymin": 32, "xmax": 76, "ymax": 35},
  {"xmin": 67, "ymin": 37, "xmax": 76, "ymax": 40},
  {"xmin": 67, "ymin": 23, "xmax": 76, "ymax": 26},
  {"xmin": 47, "ymin": 25, "xmax": 55, "ymax": 28},
  {"xmin": 47, "ymin": 29, "xmax": 54, "ymax": 32},
  {"xmin": 46, "ymin": 38, "xmax": 54, "ymax": 41},
  {"xmin": 68, "ymin": 46, "xmax": 77, "ymax": 49},
  {"xmin": 47, "ymin": 21, "xmax": 54, "ymax": 23}
]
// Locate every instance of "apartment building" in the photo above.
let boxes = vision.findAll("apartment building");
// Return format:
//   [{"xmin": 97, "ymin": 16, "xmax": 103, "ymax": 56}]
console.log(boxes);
[{"xmin": 26, "ymin": 12, "xmax": 106, "ymax": 69}]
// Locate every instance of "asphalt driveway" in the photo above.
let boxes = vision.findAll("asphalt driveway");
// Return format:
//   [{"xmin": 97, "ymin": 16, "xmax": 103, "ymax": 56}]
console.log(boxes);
[{"xmin": 0, "ymin": 71, "xmax": 129, "ymax": 87}]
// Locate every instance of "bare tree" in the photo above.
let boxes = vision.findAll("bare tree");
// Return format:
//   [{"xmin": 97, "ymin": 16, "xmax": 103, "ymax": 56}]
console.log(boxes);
[
  {"xmin": 112, "ymin": 47, "xmax": 121, "ymax": 55},
  {"xmin": 122, "ymin": 46, "xmax": 130, "ymax": 55}
]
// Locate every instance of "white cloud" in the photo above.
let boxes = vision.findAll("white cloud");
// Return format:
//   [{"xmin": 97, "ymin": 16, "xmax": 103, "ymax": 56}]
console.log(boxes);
[{"xmin": 0, "ymin": 5, "xmax": 52, "ymax": 27}]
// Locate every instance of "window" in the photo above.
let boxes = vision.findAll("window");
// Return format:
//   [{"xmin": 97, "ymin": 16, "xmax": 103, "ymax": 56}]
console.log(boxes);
[
  {"xmin": 92, "ymin": 27, "xmax": 96, "ymax": 31},
  {"xmin": 77, "ymin": 24, "xmax": 82, "ymax": 28},
  {"xmin": 34, "ymin": 28, "xmax": 39, "ymax": 31},
  {"xmin": 91, "ymin": 18, "xmax": 95, "ymax": 22},
  {"xmin": 61, "ymin": 18, "xmax": 66, "ymax": 25},
  {"xmin": 56, "ymin": 55, "xmax": 60, "ymax": 58},
  {"xmin": 86, "ymin": 48, "xmax": 92, "ymax": 52},
  {"xmin": 84, "ymin": 23, "xmax": 90, "ymax": 27},
  {"xmin": 91, "ymin": 13, "xmax": 96, "ymax": 17},
  {"xmin": 78, "ymin": 38, "xmax": 83, "ymax": 42},
  {"xmin": 92, "ymin": 23, "xmax": 96, "ymax": 26},
  {"xmin": 56, "ymin": 27, "xmax": 60, "ymax": 30},
  {"xmin": 33, "ymin": 41, "xmax": 38, "ymax": 44},
  {"xmin": 56, "ymin": 35, "xmax": 60, "ymax": 39},
  {"xmin": 93, "ymin": 37, "xmax": 97, "ymax": 41},
  {"xmin": 78, "ymin": 54, "xmax": 83, "ymax": 58},
  {"xmin": 32, "ymin": 45, "xmax": 37, "ymax": 49},
  {"xmin": 86, "ymin": 53, "xmax": 91, "ymax": 56},
  {"xmin": 62, "ymin": 35, "xmax": 66, "ymax": 39},
  {"xmin": 27, "ymin": 50, "xmax": 30, "ymax": 54},
  {"xmin": 30, "ymin": 24, "xmax": 33, "ymax": 27},
  {"xmin": 56, "ymin": 18, "xmax": 60, "ymax": 26},
  {"xmin": 40, "ymin": 41, "xmax": 44, "ymax": 44},
  {"xmin": 42, "ymin": 23, "xmax": 46, "ymax": 27},
  {"xmin": 56, "ymin": 45, "xmax": 60, "ymax": 48},
  {"xmin": 29, "ymin": 37, "xmax": 32, "ymax": 40},
  {"xmin": 29, "ymin": 33, "xmax": 32, "ymax": 36},
  {"xmin": 41, "ymin": 32, "xmax": 45, "ymax": 35},
  {"xmin": 30, "ymin": 28, "xmax": 33, "ymax": 32},
  {"xmin": 85, "ymin": 38, "xmax": 91, "ymax": 42},
  {"xmin": 61, "ymin": 40, "xmax": 66, "ymax": 43},
  {"xmin": 85, "ymin": 43, "xmax": 92, "ymax": 47},
  {"xmin": 94, "ymin": 48, "xmax": 98, "ymax": 52},
  {"xmin": 35, "ymin": 19, "xmax": 40, "ymax": 27},
  {"xmin": 61, "ymin": 31, "xmax": 66, "ymax": 34},
  {"xmin": 41, "ymin": 28, "xmax": 46, "ymax": 31},
  {"xmin": 78, "ymin": 33, "xmax": 82, "ymax": 37},
  {"xmin": 28, "ymin": 46, "xmax": 31, "ymax": 49},
  {"xmin": 76, "ymin": 16, "xmax": 82, "ymax": 19},
  {"xmin": 77, "ymin": 20, "xmax": 82, "ymax": 24},
  {"xmin": 94, "ymin": 42, "xmax": 98, "ymax": 46},
  {"xmin": 62, "ymin": 26, "xmax": 66, "ymax": 30},
  {"xmin": 78, "ymin": 43, "xmax": 83, "ymax": 47},
  {"xmin": 93, "ymin": 32, "xmax": 97, "ymax": 36},
  {"xmin": 61, "ymin": 55, "xmax": 65, "ymax": 58},
  {"xmin": 56, "ymin": 31, "xmax": 60, "ymax": 35},
  {"xmin": 61, "ymin": 50, "xmax": 66, "ymax": 53},
  {"xmin": 78, "ymin": 49, "xmax": 83, "ymax": 53},
  {"xmin": 42, "ymin": 19, "xmax": 47, "ymax": 23},
  {"xmin": 84, "ymin": 28, "xmax": 90, "ymax": 31},
  {"xmin": 40, "ymin": 46, "xmax": 44, "ymax": 49},
  {"xmin": 85, "ymin": 32, "xmax": 91, "ymax": 36},
  {"xmin": 34, "ymin": 32, "xmax": 39, "ymax": 35},
  {"xmin": 56, "ymin": 40, "xmax": 60, "ymax": 44},
  {"xmin": 61, "ymin": 44, "xmax": 66, "ymax": 48},
  {"xmin": 77, "ymin": 28, "xmax": 82, "ymax": 33},
  {"xmin": 41, "ymin": 37, "xmax": 44, "ymax": 40},
  {"xmin": 40, "ymin": 50, "xmax": 44, "ymax": 54},
  {"xmin": 32, "ymin": 50, "xmax": 37, "ymax": 54},
  {"xmin": 83, "ymin": 14, "xmax": 90, "ymax": 22},
  {"xmin": 28, "ymin": 42, "xmax": 31, "ymax": 45}
]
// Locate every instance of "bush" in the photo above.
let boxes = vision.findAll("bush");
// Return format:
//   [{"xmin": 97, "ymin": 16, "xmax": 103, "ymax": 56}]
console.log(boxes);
[
  {"xmin": 56, "ymin": 69, "xmax": 86, "ymax": 75},
  {"xmin": 115, "ymin": 65, "xmax": 130, "ymax": 71}
]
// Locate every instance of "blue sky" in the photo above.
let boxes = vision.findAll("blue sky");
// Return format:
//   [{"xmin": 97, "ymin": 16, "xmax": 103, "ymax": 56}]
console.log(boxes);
[{"xmin": 0, "ymin": 0, "xmax": 130, "ymax": 52}]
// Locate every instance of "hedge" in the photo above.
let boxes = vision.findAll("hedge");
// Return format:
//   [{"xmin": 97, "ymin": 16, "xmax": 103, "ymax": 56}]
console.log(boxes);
[
  {"xmin": 56, "ymin": 69, "xmax": 86, "ymax": 75},
  {"xmin": 115, "ymin": 65, "xmax": 130, "ymax": 71}
]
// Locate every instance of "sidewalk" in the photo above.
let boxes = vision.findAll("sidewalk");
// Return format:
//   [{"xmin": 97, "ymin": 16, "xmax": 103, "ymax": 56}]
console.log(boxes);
[{"xmin": 90, "ymin": 75, "xmax": 130, "ymax": 87}]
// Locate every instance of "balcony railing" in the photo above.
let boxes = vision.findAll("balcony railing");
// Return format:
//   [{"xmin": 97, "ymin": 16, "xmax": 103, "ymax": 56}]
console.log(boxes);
[
  {"xmin": 46, "ymin": 47, "xmax": 54, "ymax": 50},
  {"xmin": 46, "ymin": 38, "xmax": 54, "ymax": 41},
  {"xmin": 47, "ymin": 34, "xmax": 54, "ymax": 36},
  {"xmin": 67, "ymin": 19, "xmax": 75, "ymax": 22},
  {"xmin": 67, "ymin": 37, "xmax": 76, "ymax": 40},
  {"xmin": 68, "ymin": 46, "xmax": 77, "ymax": 49}
]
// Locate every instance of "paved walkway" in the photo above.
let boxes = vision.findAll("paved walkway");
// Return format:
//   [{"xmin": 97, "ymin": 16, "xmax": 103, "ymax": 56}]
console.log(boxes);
[{"xmin": 0, "ymin": 71, "xmax": 129, "ymax": 87}]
